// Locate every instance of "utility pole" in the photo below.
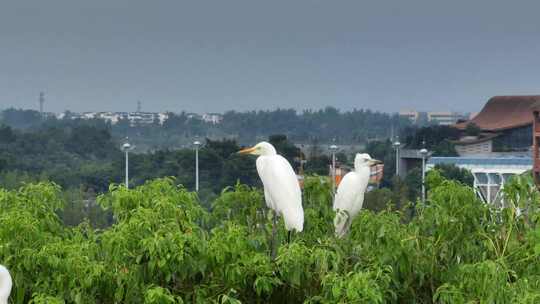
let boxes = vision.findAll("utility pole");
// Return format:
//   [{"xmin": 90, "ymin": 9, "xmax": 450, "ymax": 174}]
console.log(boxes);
[
  {"xmin": 122, "ymin": 138, "xmax": 134, "ymax": 188},
  {"xmin": 194, "ymin": 140, "xmax": 201, "ymax": 192},
  {"xmin": 393, "ymin": 137, "xmax": 401, "ymax": 177},
  {"xmin": 330, "ymin": 144, "xmax": 338, "ymax": 194},
  {"xmin": 420, "ymin": 147, "xmax": 429, "ymax": 202},
  {"xmin": 39, "ymin": 92, "xmax": 45, "ymax": 118}
]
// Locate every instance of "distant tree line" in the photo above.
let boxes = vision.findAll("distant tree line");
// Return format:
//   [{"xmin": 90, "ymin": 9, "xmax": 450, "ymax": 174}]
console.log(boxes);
[
  {"xmin": 0, "ymin": 120, "xmax": 341, "ymax": 204},
  {"xmin": 0, "ymin": 107, "xmax": 410, "ymax": 151}
]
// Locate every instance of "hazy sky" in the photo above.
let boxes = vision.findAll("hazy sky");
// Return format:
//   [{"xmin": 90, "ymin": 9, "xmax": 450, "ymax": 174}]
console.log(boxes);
[{"xmin": 1, "ymin": 0, "xmax": 540, "ymax": 114}]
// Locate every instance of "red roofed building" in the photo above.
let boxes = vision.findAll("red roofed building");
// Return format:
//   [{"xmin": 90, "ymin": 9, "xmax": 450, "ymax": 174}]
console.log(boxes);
[{"xmin": 452, "ymin": 96, "xmax": 539, "ymax": 157}]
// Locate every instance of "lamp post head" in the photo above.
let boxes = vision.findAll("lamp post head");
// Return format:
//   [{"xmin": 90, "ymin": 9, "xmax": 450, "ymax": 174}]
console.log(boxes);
[
  {"xmin": 420, "ymin": 148, "xmax": 428, "ymax": 157},
  {"xmin": 122, "ymin": 142, "xmax": 131, "ymax": 151},
  {"xmin": 193, "ymin": 140, "xmax": 201, "ymax": 147},
  {"xmin": 329, "ymin": 144, "xmax": 338, "ymax": 152},
  {"xmin": 393, "ymin": 141, "xmax": 401, "ymax": 148}
]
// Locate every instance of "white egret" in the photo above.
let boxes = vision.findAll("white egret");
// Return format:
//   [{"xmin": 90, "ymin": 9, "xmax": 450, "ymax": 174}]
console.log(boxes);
[
  {"xmin": 238, "ymin": 142, "xmax": 303, "ymax": 251},
  {"xmin": 0, "ymin": 265, "xmax": 12, "ymax": 304},
  {"xmin": 333, "ymin": 153, "xmax": 382, "ymax": 238}
]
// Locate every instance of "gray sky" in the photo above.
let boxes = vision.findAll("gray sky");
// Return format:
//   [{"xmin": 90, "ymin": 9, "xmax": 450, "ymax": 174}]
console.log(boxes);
[{"xmin": 1, "ymin": 0, "xmax": 540, "ymax": 114}]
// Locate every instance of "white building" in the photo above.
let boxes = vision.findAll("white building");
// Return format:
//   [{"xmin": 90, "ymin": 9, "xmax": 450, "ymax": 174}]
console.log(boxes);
[
  {"xmin": 427, "ymin": 112, "xmax": 468, "ymax": 125},
  {"xmin": 427, "ymin": 157, "xmax": 531, "ymax": 206},
  {"xmin": 58, "ymin": 111, "xmax": 168, "ymax": 125},
  {"xmin": 399, "ymin": 110, "xmax": 468, "ymax": 125},
  {"xmin": 202, "ymin": 113, "xmax": 223, "ymax": 124},
  {"xmin": 399, "ymin": 110, "xmax": 420, "ymax": 123}
]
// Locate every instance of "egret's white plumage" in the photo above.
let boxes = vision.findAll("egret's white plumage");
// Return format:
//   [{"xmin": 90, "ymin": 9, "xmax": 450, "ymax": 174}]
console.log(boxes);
[
  {"xmin": 239, "ymin": 142, "xmax": 303, "ymax": 232},
  {"xmin": 0, "ymin": 265, "xmax": 12, "ymax": 304},
  {"xmin": 333, "ymin": 153, "xmax": 381, "ymax": 237}
]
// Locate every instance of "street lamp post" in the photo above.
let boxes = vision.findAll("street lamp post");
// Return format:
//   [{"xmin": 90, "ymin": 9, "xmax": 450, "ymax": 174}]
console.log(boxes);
[
  {"xmin": 194, "ymin": 140, "xmax": 201, "ymax": 192},
  {"xmin": 300, "ymin": 159, "xmax": 307, "ymax": 175},
  {"xmin": 330, "ymin": 144, "xmax": 338, "ymax": 194},
  {"xmin": 393, "ymin": 138, "xmax": 401, "ymax": 177},
  {"xmin": 420, "ymin": 147, "xmax": 429, "ymax": 202},
  {"xmin": 121, "ymin": 139, "xmax": 134, "ymax": 188}
]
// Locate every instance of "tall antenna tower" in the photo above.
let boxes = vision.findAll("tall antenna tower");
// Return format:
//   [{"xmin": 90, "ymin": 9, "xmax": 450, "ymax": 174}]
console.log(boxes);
[
  {"xmin": 39, "ymin": 92, "xmax": 45, "ymax": 117},
  {"xmin": 137, "ymin": 100, "xmax": 141, "ymax": 112}
]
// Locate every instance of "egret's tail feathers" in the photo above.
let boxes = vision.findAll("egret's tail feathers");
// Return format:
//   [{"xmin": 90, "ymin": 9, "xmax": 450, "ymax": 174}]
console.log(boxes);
[
  {"xmin": 334, "ymin": 209, "xmax": 351, "ymax": 238},
  {"xmin": 284, "ymin": 217, "xmax": 304, "ymax": 232},
  {"xmin": 283, "ymin": 207, "xmax": 304, "ymax": 232}
]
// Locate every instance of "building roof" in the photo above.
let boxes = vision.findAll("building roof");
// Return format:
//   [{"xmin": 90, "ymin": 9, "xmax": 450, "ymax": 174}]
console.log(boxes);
[
  {"xmin": 427, "ymin": 156, "xmax": 532, "ymax": 167},
  {"xmin": 451, "ymin": 133, "xmax": 499, "ymax": 145},
  {"xmin": 454, "ymin": 96, "xmax": 540, "ymax": 131}
]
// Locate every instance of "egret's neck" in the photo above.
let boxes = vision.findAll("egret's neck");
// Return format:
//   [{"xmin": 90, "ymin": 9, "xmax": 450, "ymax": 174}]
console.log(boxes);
[
  {"xmin": 0, "ymin": 266, "xmax": 12, "ymax": 304},
  {"xmin": 354, "ymin": 165, "xmax": 371, "ymax": 177}
]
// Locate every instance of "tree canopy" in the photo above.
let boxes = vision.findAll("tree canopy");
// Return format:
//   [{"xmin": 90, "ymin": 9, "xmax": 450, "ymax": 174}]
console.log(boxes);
[{"xmin": 1, "ymin": 173, "xmax": 540, "ymax": 303}]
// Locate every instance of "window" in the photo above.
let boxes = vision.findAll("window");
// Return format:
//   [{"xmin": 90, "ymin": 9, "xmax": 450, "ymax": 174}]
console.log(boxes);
[{"xmin": 492, "ymin": 125, "xmax": 532, "ymax": 152}]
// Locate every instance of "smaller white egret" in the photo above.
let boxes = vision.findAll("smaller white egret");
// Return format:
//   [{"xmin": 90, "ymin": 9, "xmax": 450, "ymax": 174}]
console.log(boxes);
[
  {"xmin": 0, "ymin": 265, "xmax": 12, "ymax": 304},
  {"xmin": 333, "ymin": 153, "xmax": 382, "ymax": 238},
  {"xmin": 238, "ymin": 142, "xmax": 303, "ymax": 255}
]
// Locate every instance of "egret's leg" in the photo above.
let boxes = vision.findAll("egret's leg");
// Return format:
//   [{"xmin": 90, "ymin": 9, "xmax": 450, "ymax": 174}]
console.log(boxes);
[
  {"xmin": 287, "ymin": 231, "xmax": 291, "ymax": 244},
  {"xmin": 271, "ymin": 210, "xmax": 278, "ymax": 260},
  {"xmin": 344, "ymin": 217, "xmax": 352, "ymax": 236}
]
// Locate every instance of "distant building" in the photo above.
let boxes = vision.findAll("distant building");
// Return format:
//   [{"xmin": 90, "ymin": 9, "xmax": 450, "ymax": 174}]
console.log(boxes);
[
  {"xmin": 186, "ymin": 113, "xmax": 201, "ymax": 120},
  {"xmin": 394, "ymin": 96, "xmax": 539, "ymax": 206},
  {"xmin": 157, "ymin": 112, "xmax": 169, "ymax": 125},
  {"xmin": 399, "ymin": 110, "xmax": 467, "ymax": 125},
  {"xmin": 129, "ymin": 112, "xmax": 159, "ymax": 125},
  {"xmin": 427, "ymin": 111, "xmax": 468, "ymax": 125},
  {"xmin": 82, "ymin": 112, "xmax": 97, "ymax": 119},
  {"xmin": 397, "ymin": 148, "xmax": 433, "ymax": 177},
  {"xmin": 422, "ymin": 95, "xmax": 540, "ymax": 205},
  {"xmin": 469, "ymin": 112, "xmax": 479, "ymax": 120},
  {"xmin": 453, "ymin": 95, "xmax": 538, "ymax": 157},
  {"xmin": 56, "ymin": 110, "xmax": 226, "ymax": 126},
  {"xmin": 57, "ymin": 111, "xmax": 169, "ymax": 126},
  {"xmin": 399, "ymin": 110, "xmax": 420, "ymax": 123},
  {"xmin": 202, "ymin": 113, "xmax": 223, "ymax": 124}
]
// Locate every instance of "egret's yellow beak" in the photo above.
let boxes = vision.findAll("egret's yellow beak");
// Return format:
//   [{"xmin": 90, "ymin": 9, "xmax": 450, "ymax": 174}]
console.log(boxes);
[
  {"xmin": 238, "ymin": 146, "xmax": 257, "ymax": 155},
  {"xmin": 368, "ymin": 159, "xmax": 383, "ymax": 166}
]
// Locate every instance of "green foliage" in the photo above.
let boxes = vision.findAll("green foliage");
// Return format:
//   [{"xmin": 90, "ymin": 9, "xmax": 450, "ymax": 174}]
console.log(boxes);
[
  {"xmin": 301, "ymin": 176, "xmax": 334, "ymax": 242},
  {"xmin": 0, "ymin": 108, "xmax": 43, "ymax": 129},
  {"xmin": 363, "ymin": 188, "xmax": 393, "ymax": 212},
  {"xmin": 304, "ymin": 155, "xmax": 330, "ymax": 176},
  {"xmin": 2, "ymin": 174, "xmax": 540, "ymax": 303},
  {"xmin": 0, "ymin": 121, "xmax": 120, "ymax": 193},
  {"xmin": 464, "ymin": 122, "xmax": 481, "ymax": 136},
  {"xmin": 210, "ymin": 184, "xmax": 264, "ymax": 231},
  {"xmin": 402, "ymin": 164, "xmax": 473, "ymax": 203},
  {"xmin": 404, "ymin": 167, "xmax": 422, "ymax": 200},
  {"xmin": 315, "ymin": 267, "xmax": 393, "ymax": 303},
  {"xmin": 144, "ymin": 286, "xmax": 183, "ymax": 304},
  {"xmin": 404, "ymin": 125, "xmax": 460, "ymax": 156},
  {"xmin": 269, "ymin": 134, "xmax": 302, "ymax": 166},
  {"xmin": 434, "ymin": 163, "xmax": 474, "ymax": 186}
]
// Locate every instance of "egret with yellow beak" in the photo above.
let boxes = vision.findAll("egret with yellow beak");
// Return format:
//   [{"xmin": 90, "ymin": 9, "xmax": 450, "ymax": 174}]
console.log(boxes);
[
  {"xmin": 333, "ymin": 153, "xmax": 382, "ymax": 238},
  {"xmin": 238, "ymin": 142, "xmax": 303, "ymax": 253}
]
